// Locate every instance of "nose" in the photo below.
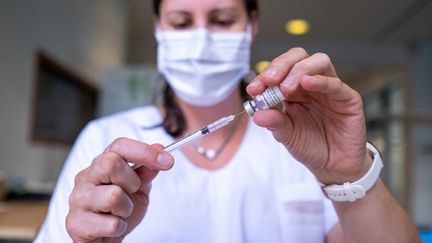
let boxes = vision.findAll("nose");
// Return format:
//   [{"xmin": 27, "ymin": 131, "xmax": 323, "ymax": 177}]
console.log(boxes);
[{"xmin": 191, "ymin": 14, "xmax": 209, "ymax": 30}]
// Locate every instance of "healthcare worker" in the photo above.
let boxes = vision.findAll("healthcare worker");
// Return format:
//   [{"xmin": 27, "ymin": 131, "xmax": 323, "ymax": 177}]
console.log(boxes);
[{"xmin": 35, "ymin": 0, "xmax": 420, "ymax": 242}]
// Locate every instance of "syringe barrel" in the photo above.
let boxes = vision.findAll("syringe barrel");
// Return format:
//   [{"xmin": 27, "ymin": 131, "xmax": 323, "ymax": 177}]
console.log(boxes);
[
  {"xmin": 206, "ymin": 115, "xmax": 235, "ymax": 132},
  {"xmin": 164, "ymin": 130, "xmax": 202, "ymax": 152}
]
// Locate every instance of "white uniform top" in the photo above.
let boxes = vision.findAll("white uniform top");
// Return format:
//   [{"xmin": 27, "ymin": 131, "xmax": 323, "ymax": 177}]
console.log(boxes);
[{"xmin": 34, "ymin": 106, "xmax": 339, "ymax": 243}]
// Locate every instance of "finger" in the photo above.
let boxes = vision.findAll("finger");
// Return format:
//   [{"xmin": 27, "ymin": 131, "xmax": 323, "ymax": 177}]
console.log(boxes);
[
  {"xmin": 280, "ymin": 53, "xmax": 337, "ymax": 93},
  {"xmin": 134, "ymin": 167, "xmax": 158, "ymax": 191},
  {"xmin": 247, "ymin": 47, "xmax": 309, "ymax": 96},
  {"xmin": 105, "ymin": 139, "xmax": 167, "ymax": 194},
  {"xmin": 252, "ymin": 108, "xmax": 293, "ymax": 143},
  {"xmin": 66, "ymin": 210, "xmax": 127, "ymax": 241},
  {"xmin": 107, "ymin": 138, "xmax": 174, "ymax": 171},
  {"xmin": 86, "ymin": 152, "xmax": 142, "ymax": 194},
  {"xmin": 300, "ymin": 75, "xmax": 361, "ymax": 104},
  {"xmin": 70, "ymin": 184, "xmax": 134, "ymax": 218}
]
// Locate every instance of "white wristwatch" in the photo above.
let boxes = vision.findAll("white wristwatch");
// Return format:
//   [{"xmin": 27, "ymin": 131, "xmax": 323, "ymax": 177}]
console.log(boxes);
[{"xmin": 322, "ymin": 142, "xmax": 384, "ymax": 202}]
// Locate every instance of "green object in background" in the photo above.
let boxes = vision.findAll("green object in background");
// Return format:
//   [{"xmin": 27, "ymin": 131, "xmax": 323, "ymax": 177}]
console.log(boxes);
[
  {"xmin": 99, "ymin": 67, "xmax": 160, "ymax": 117},
  {"xmin": 128, "ymin": 75, "xmax": 139, "ymax": 103},
  {"xmin": 127, "ymin": 74, "xmax": 154, "ymax": 104}
]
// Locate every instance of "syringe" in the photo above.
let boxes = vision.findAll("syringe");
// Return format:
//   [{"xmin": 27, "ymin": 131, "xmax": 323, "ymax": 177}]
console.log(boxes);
[
  {"xmin": 129, "ymin": 111, "xmax": 244, "ymax": 170},
  {"xmin": 164, "ymin": 111, "xmax": 245, "ymax": 152}
]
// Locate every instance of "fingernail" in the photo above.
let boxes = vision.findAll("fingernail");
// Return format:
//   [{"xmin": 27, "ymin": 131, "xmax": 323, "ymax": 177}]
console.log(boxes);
[
  {"xmin": 281, "ymin": 74, "xmax": 299, "ymax": 87},
  {"xmin": 263, "ymin": 67, "xmax": 279, "ymax": 78},
  {"xmin": 248, "ymin": 81, "xmax": 262, "ymax": 89},
  {"xmin": 157, "ymin": 152, "xmax": 173, "ymax": 166},
  {"xmin": 115, "ymin": 219, "xmax": 128, "ymax": 236}
]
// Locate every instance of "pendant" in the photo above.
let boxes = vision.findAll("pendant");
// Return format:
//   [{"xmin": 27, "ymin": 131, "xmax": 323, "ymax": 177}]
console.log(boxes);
[
  {"xmin": 196, "ymin": 145, "xmax": 205, "ymax": 154},
  {"xmin": 205, "ymin": 150, "xmax": 216, "ymax": 160},
  {"xmin": 193, "ymin": 144, "xmax": 217, "ymax": 160}
]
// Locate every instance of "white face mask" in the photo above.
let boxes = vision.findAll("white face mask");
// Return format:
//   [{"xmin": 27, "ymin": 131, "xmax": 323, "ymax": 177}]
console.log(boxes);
[{"xmin": 156, "ymin": 25, "xmax": 252, "ymax": 107}]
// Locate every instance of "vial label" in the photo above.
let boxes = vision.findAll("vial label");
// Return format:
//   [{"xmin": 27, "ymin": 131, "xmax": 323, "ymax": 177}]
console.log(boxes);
[
  {"xmin": 255, "ymin": 96, "xmax": 269, "ymax": 110},
  {"xmin": 261, "ymin": 86, "xmax": 284, "ymax": 108}
]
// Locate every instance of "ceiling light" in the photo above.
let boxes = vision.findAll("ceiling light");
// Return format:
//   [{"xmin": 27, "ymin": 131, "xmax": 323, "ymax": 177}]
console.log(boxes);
[
  {"xmin": 255, "ymin": 60, "xmax": 271, "ymax": 74},
  {"xmin": 285, "ymin": 19, "xmax": 310, "ymax": 35}
]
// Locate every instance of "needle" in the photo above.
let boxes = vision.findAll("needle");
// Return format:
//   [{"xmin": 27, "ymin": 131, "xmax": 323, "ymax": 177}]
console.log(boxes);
[{"xmin": 234, "ymin": 110, "xmax": 245, "ymax": 118}]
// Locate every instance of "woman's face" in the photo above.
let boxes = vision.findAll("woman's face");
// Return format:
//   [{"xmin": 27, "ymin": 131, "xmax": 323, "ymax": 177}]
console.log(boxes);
[{"xmin": 158, "ymin": 0, "xmax": 250, "ymax": 32}]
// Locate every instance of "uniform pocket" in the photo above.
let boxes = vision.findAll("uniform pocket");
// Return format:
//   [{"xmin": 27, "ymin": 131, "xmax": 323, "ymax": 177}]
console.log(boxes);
[{"xmin": 275, "ymin": 183, "xmax": 326, "ymax": 243}]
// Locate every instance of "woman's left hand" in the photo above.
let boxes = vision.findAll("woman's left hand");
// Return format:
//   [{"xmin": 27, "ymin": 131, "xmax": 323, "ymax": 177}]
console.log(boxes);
[{"xmin": 247, "ymin": 47, "xmax": 372, "ymax": 185}]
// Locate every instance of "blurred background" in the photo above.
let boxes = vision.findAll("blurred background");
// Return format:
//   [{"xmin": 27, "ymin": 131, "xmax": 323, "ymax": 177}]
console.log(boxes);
[{"xmin": 0, "ymin": 0, "xmax": 431, "ymax": 242}]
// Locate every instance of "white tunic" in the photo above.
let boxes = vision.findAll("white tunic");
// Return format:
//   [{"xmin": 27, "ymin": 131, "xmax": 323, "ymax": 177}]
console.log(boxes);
[{"xmin": 34, "ymin": 106, "xmax": 338, "ymax": 243}]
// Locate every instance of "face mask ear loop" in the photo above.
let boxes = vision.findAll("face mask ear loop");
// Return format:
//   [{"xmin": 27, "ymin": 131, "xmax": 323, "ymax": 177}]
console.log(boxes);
[
  {"xmin": 154, "ymin": 22, "xmax": 163, "ymax": 42},
  {"xmin": 246, "ymin": 22, "xmax": 252, "ymax": 33},
  {"xmin": 246, "ymin": 22, "xmax": 254, "ymax": 41}
]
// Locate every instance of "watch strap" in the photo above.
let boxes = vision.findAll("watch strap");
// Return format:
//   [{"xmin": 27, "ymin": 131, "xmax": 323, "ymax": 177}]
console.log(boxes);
[{"xmin": 323, "ymin": 142, "xmax": 384, "ymax": 202}]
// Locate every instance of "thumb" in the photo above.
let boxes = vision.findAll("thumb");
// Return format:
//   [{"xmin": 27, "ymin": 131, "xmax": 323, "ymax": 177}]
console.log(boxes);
[{"xmin": 252, "ymin": 107, "xmax": 294, "ymax": 144}]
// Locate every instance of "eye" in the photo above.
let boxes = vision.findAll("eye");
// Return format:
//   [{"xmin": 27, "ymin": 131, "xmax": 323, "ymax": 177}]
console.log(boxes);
[
  {"xmin": 172, "ymin": 21, "xmax": 192, "ymax": 30},
  {"xmin": 166, "ymin": 13, "xmax": 193, "ymax": 30},
  {"xmin": 210, "ymin": 17, "xmax": 236, "ymax": 29},
  {"xmin": 214, "ymin": 19, "xmax": 235, "ymax": 27},
  {"xmin": 208, "ymin": 9, "xmax": 239, "ymax": 29}
]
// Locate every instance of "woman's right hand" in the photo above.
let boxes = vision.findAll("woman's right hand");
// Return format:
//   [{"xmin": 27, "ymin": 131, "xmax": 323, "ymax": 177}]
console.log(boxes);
[{"xmin": 66, "ymin": 138, "xmax": 174, "ymax": 242}]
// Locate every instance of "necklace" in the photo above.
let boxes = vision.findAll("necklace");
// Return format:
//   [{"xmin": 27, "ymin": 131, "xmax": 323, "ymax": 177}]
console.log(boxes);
[{"xmin": 192, "ymin": 115, "xmax": 240, "ymax": 160}]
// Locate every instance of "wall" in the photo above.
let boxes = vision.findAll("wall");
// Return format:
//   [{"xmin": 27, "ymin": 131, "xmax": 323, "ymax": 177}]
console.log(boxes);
[
  {"xmin": 411, "ymin": 39, "xmax": 432, "ymax": 227},
  {"xmin": 0, "ymin": 0, "xmax": 127, "ymax": 186}
]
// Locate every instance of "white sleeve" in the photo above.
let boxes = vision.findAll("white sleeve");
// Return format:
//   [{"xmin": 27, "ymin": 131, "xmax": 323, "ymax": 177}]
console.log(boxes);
[{"xmin": 33, "ymin": 122, "xmax": 105, "ymax": 243}]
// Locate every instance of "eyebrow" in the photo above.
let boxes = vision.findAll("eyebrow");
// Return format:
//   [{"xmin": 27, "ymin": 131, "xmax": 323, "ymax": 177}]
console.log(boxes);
[
  {"xmin": 165, "ymin": 10, "xmax": 190, "ymax": 18},
  {"xmin": 165, "ymin": 7, "xmax": 240, "ymax": 17},
  {"xmin": 209, "ymin": 7, "xmax": 239, "ymax": 15}
]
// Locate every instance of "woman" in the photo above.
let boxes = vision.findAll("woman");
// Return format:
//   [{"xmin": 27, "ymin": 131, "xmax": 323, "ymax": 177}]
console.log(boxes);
[{"xmin": 35, "ymin": 0, "xmax": 420, "ymax": 242}]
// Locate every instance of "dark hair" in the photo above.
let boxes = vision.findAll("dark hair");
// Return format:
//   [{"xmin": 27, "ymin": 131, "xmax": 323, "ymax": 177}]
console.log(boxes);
[{"xmin": 154, "ymin": 0, "xmax": 259, "ymax": 137}]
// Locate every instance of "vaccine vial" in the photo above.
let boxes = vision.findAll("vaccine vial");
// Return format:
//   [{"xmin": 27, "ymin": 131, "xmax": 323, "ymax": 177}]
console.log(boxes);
[{"xmin": 243, "ymin": 86, "xmax": 285, "ymax": 116}]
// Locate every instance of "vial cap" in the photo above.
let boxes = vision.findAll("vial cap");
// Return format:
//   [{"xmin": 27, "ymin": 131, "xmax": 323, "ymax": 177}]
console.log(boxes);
[{"xmin": 243, "ymin": 100, "xmax": 256, "ymax": 116}]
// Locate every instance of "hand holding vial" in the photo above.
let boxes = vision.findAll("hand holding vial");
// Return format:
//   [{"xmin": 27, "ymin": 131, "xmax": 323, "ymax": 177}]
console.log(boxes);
[{"xmin": 246, "ymin": 48, "xmax": 370, "ymax": 185}]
